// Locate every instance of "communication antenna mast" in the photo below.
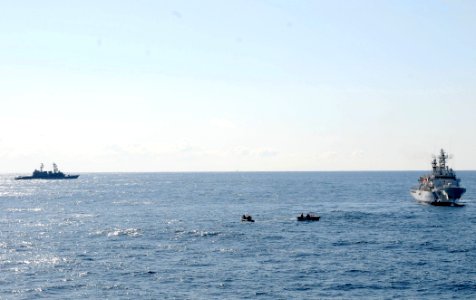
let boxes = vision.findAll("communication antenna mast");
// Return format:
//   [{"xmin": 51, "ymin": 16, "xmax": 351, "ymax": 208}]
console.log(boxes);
[{"xmin": 438, "ymin": 149, "xmax": 448, "ymax": 169}]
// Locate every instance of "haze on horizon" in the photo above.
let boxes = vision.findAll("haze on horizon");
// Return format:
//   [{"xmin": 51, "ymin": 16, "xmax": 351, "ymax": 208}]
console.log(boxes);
[{"xmin": 1, "ymin": 1, "xmax": 476, "ymax": 172}]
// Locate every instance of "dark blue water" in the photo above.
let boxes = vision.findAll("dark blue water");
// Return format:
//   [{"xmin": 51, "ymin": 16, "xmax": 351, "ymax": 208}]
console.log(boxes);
[{"xmin": 1, "ymin": 172, "xmax": 475, "ymax": 299}]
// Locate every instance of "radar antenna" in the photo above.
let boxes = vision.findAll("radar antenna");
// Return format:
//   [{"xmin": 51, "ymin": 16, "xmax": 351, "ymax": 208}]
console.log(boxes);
[
  {"xmin": 438, "ymin": 149, "xmax": 448, "ymax": 169},
  {"xmin": 431, "ymin": 158, "xmax": 437, "ymax": 171}
]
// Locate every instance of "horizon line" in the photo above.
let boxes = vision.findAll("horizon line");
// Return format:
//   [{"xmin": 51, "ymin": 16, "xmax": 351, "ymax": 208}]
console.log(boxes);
[{"xmin": 3, "ymin": 169, "xmax": 476, "ymax": 174}]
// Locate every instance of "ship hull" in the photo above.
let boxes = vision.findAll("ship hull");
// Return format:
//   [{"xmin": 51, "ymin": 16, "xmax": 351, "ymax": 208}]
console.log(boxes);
[
  {"xmin": 410, "ymin": 189, "xmax": 435, "ymax": 203},
  {"xmin": 410, "ymin": 187, "xmax": 465, "ymax": 204}
]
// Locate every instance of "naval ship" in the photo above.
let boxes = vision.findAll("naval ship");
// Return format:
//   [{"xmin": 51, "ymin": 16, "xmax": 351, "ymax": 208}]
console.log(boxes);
[
  {"xmin": 410, "ymin": 149, "xmax": 466, "ymax": 206},
  {"xmin": 15, "ymin": 163, "xmax": 79, "ymax": 180}
]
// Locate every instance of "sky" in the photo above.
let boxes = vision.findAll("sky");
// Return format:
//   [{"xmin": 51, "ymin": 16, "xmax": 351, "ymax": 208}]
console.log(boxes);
[{"xmin": 1, "ymin": 0, "xmax": 476, "ymax": 172}]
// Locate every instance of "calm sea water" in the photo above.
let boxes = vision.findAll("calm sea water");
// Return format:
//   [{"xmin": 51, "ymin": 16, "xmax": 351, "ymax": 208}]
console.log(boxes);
[{"xmin": 1, "ymin": 172, "xmax": 475, "ymax": 299}]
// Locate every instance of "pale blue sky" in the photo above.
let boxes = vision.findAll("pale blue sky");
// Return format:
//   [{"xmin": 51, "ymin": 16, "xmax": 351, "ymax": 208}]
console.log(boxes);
[{"xmin": 1, "ymin": 1, "xmax": 476, "ymax": 172}]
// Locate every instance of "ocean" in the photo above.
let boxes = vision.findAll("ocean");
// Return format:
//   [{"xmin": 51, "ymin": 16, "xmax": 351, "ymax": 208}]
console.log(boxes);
[{"xmin": 1, "ymin": 172, "xmax": 475, "ymax": 299}]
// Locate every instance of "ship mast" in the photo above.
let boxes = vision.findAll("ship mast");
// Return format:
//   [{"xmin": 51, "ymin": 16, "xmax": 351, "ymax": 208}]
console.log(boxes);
[
  {"xmin": 53, "ymin": 163, "xmax": 58, "ymax": 173},
  {"xmin": 431, "ymin": 158, "xmax": 437, "ymax": 172},
  {"xmin": 438, "ymin": 149, "xmax": 448, "ymax": 170}
]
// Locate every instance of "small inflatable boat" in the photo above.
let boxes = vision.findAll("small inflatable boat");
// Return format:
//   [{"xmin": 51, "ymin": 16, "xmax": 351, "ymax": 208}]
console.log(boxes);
[
  {"xmin": 297, "ymin": 213, "xmax": 320, "ymax": 221},
  {"xmin": 241, "ymin": 214, "xmax": 255, "ymax": 222}
]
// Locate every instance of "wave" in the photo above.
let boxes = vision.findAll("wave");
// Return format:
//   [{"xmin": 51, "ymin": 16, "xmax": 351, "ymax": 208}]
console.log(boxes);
[
  {"xmin": 91, "ymin": 228, "xmax": 142, "ymax": 237},
  {"xmin": 5, "ymin": 207, "xmax": 43, "ymax": 212},
  {"xmin": 188, "ymin": 230, "xmax": 221, "ymax": 237},
  {"xmin": 111, "ymin": 200, "xmax": 153, "ymax": 206},
  {"xmin": 19, "ymin": 255, "xmax": 67, "ymax": 266}
]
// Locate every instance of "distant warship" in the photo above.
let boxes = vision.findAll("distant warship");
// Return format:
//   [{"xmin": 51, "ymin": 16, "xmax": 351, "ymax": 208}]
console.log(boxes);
[
  {"xmin": 15, "ymin": 163, "xmax": 79, "ymax": 180},
  {"xmin": 410, "ymin": 149, "xmax": 465, "ymax": 206}
]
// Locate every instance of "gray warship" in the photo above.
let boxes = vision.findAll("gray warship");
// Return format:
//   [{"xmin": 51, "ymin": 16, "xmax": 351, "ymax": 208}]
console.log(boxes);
[
  {"xmin": 410, "ymin": 149, "xmax": 465, "ymax": 206},
  {"xmin": 15, "ymin": 163, "xmax": 79, "ymax": 180}
]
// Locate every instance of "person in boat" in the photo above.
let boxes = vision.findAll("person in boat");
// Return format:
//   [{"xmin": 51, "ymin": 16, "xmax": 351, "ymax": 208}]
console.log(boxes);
[
  {"xmin": 301, "ymin": 213, "xmax": 304, "ymax": 218},
  {"xmin": 242, "ymin": 214, "xmax": 254, "ymax": 222}
]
